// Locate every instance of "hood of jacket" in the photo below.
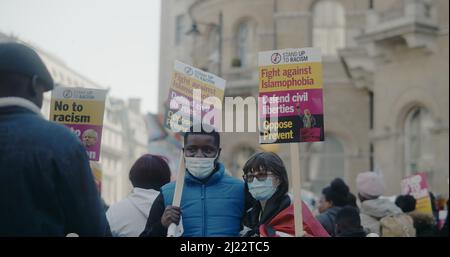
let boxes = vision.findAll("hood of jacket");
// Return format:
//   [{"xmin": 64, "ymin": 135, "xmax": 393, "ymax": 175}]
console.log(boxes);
[
  {"xmin": 127, "ymin": 187, "xmax": 160, "ymax": 218},
  {"xmin": 360, "ymin": 198, "xmax": 402, "ymax": 219}
]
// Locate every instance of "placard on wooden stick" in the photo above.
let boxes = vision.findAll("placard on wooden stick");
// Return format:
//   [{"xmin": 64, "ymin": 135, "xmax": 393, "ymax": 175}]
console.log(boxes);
[
  {"xmin": 164, "ymin": 61, "xmax": 227, "ymax": 236},
  {"xmin": 258, "ymin": 48, "xmax": 324, "ymax": 237}
]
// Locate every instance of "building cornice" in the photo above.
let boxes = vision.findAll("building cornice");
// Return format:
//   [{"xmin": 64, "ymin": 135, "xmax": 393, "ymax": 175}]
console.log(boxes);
[{"xmin": 357, "ymin": 3, "xmax": 440, "ymax": 59}]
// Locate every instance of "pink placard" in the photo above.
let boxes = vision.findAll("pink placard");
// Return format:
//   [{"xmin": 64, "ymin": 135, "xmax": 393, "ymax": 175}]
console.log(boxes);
[
  {"xmin": 68, "ymin": 124, "xmax": 103, "ymax": 161},
  {"xmin": 259, "ymin": 89, "xmax": 323, "ymax": 118}
]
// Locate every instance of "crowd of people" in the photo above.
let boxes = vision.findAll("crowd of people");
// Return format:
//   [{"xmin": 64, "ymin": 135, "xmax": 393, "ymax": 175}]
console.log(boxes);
[{"xmin": 0, "ymin": 42, "xmax": 448, "ymax": 237}]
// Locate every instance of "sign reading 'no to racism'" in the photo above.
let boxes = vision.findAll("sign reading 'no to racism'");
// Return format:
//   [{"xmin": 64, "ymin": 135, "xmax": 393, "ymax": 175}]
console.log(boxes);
[{"xmin": 50, "ymin": 86, "xmax": 107, "ymax": 161}]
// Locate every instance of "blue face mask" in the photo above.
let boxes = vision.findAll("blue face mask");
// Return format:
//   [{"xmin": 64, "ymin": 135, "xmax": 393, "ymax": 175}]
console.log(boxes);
[{"xmin": 247, "ymin": 177, "xmax": 277, "ymax": 201}]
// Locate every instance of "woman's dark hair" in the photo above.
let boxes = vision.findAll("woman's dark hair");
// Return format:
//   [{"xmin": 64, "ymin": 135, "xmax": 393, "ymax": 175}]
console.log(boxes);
[
  {"xmin": 129, "ymin": 154, "xmax": 171, "ymax": 191},
  {"xmin": 347, "ymin": 192, "xmax": 358, "ymax": 208},
  {"xmin": 322, "ymin": 178, "xmax": 350, "ymax": 207},
  {"xmin": 395, "ymin": 195, "xmax": 417, "ymax": 213},
  {"xmin": 243, "ymin": 152, "xmax": 289, "ymax": 198}
]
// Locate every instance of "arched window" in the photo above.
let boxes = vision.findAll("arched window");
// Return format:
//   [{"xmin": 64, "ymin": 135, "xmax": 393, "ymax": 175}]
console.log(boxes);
[
  {"xmin": 312, "ymin": 0, "xmax": 346, "ymax": 56},
  {"xmin": 404, "ymin": 107, "xmax": 434, "ymax": 175},
  {"xmin": 307, "ymin": 136, "xmax": 345, "ymax": 194},
  {"xmin": 236, "ymin": 21, "xmax": 250, "ymax": 67}
]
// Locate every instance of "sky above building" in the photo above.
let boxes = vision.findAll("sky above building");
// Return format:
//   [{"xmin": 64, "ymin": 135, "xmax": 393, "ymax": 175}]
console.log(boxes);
[{"xmin": 0, "ymin": 0, "xmax": 161, "ymax": 113}]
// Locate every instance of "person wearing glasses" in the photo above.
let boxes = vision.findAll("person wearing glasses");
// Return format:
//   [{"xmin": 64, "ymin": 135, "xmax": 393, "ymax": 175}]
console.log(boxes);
[
  {"xmin": 140, "ymin": 125, "xmax": 245, "ymax": 237},
  {"xmin": 241, "ymin": 152, "xmax": 329, "ymax": 237}
]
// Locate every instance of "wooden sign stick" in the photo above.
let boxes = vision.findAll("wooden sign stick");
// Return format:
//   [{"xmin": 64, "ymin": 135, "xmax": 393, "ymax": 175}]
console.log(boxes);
[
  {"xmin": 290, "ymin": 143, "xmax": 304, "ymax": 237},
  {"xmin": 167, "ymin": 152, "xmax": 186, "ymax": 237}
]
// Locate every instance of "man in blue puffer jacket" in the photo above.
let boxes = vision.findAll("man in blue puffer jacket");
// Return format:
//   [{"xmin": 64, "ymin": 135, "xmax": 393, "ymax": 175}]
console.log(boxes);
[{"xmin": 140, "ymin": 126, "xmax": 245, "ymax": 237}]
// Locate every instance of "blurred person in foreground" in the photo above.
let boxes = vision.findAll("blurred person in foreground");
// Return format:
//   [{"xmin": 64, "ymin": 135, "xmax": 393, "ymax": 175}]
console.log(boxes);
[{"xmin": 0, "ymin": 42, "xmax": 110, "ymax": 236}]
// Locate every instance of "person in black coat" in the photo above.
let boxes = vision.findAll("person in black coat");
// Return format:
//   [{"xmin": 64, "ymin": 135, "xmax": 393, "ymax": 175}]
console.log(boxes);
[
  {"xmin": 316, "ymin": 178, "xmax": 351, "ymax": 236},
  {"xmin": 335, "ymin": 206, "xmax": 367, "ymax": 237}
]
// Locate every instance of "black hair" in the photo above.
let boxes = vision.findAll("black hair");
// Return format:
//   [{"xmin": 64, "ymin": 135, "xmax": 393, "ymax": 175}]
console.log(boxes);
[
  {"xmin": 243, "ymin": 152, "xmax": 289, "ymax": 198},
  {"xmin": 322, "ymin": 178, "xmax": 350, "ymax": 207},
  {"xmin": 347, "ymin": 192, "xmax": 358, "ymax": 208},
  {"xmin": 184, "ymin": 124, "xmax": 220, "ymax": 148},
  {"xmin": 129, "ymin": 154, "xmax": 171, "ymax": 190},
  {"xmin": 336, "ymin": 206, "xmax": 362, "ymax": 229},
  {"xmin": 395, "ymin": 195, "xmax": 417, "ymax": 213}
]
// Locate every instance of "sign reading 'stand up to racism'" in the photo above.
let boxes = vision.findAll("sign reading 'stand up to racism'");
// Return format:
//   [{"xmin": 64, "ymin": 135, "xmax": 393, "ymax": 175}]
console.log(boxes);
[
  {"xmin": 164, "ymin": 60, "xmax": 226, "ymax": 132},
  {"xmin": 258, "ymin": 48, "xmax": 326, "ymax": 237},
  {"xmin": 258, "ymin": 48, "xmax": 324, "ymax": 144},
  {"xmin": 50, "ymin": 86, "xmax": 107, "ymax": 161}
]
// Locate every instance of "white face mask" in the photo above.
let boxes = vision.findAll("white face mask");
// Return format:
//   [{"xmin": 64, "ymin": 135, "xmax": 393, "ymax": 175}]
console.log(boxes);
[
  {"xmin": 185, "ymin": 155, "xmax": 217, "ymax": 179},
  {"xmin": 248, "ymin": 177, "xmax": 277, "ymax": 201}
]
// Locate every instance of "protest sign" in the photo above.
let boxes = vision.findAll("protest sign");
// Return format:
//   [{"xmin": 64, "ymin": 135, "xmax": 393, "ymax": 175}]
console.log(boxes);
[
  {"xmin": 258, "ymin": 48, "xmax": 325, "ymax": 237},
  {"xmin": 164, "ymin": 60, "xmax": 226, "ymax": 132},
  {"xmin": 401, "ymin": 172, "xmax": 433, "ymax": 214},
  {"xmin": 258, "ymin": 48, "xmax": 324, "ymax": 144},
  {"xmin": 50, "ymin": 86, "xmax": 107, "ymax": 161},
  {"xmin": 165, "ymin": 61, "xmax": 226, "ymax": 236}
]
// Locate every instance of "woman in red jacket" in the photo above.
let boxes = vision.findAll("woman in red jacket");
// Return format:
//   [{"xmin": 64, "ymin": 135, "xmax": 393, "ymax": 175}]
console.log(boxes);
[{"xmin": 241, "ymin": 152, "xmax": 329, "ymax": 237}]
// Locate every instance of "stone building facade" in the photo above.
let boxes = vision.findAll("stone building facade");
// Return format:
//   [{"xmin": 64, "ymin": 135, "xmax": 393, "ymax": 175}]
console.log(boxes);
[{"xmin": 158, "ymin": 0, "xmax": 448, "ymax": 196}]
